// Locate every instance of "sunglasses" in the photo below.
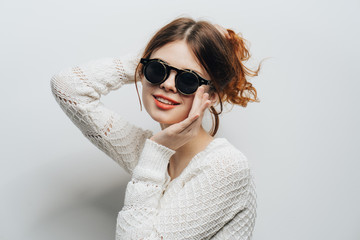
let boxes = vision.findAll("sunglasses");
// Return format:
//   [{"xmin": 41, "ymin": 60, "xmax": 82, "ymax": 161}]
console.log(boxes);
[{"xmin": 140, "ymin": 58, "xmax": 210, "ymax": 95}]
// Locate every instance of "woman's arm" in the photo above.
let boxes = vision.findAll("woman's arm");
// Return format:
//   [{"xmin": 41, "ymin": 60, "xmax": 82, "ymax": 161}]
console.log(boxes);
[
  {"xmin": 116, "ymin": 143, "xmax": 254, "ymax": 240},
  {"xmin": 50, "ymin": 53, "xmax": 153, "ymax": 175}
]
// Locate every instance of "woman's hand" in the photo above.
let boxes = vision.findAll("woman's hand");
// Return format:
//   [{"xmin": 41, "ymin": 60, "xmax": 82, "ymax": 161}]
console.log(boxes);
[{"xmin": 149, "ymin": 86, "xmax": 213, "ymax": 151}]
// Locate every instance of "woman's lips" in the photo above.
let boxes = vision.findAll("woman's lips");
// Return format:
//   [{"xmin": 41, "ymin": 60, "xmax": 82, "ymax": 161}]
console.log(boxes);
[
  {"xmin": 153, "ymin": 94, "xmax": 180, "ymax": 104},
  {"xmin": 153, "ymin": 95, "xmax": 179, "ymax": 110}
]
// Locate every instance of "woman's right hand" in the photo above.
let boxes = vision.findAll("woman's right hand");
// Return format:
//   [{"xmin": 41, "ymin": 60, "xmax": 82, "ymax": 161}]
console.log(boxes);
[{"xmin": 149, "ymin": 86, "xmax": 212, "ymax": 151}]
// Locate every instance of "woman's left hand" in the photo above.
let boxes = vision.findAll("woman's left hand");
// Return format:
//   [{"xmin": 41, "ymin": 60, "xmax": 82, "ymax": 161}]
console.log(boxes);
[{"xmin": 149, "ymin": 86, "xmax": 213, "ymax": 151}]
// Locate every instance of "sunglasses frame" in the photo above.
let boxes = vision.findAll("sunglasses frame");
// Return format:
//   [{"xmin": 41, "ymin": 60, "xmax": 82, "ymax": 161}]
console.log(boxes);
[{"xmin": 140, "ymin": 58, "xmax": 210, "ymax": 95}]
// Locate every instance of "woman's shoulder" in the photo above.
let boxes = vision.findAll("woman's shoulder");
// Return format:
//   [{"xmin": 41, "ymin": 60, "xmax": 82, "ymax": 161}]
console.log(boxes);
[
  {"xmin": 207, "ymin": 137, "xmax": 248, "ymax": 161},
  {"xmin": 179, "ymin": 137, "xmax": 253, "ymax": 190},
  {"xmin": 197, "ymin": 137, "xmax": 250, "ymax": 172}
]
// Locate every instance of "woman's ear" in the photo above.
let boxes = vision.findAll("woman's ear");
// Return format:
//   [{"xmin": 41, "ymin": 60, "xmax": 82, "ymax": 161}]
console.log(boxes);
[
  {"xmin": 209, "ymin": 92, "xmax": 219, "ymax": 106},
  {"xmin": 203, "ymin": 85, "xmax": 219, "ymax": 106}
]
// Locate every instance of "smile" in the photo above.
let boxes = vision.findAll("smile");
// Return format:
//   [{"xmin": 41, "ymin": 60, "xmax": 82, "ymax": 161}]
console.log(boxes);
[{"xmin": 153, "ymin": 95, "xmax": 179, "ymax": 110}]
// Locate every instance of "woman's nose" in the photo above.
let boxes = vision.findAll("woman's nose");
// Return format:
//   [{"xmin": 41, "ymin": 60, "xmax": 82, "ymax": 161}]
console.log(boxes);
[{"xmin": 159, "ymin": 71, "xmax": 177, "ymax": 93}]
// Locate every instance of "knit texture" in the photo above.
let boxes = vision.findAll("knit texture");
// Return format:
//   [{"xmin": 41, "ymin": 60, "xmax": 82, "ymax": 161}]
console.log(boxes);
[{"xmin": 50, "ymin": 53, "xmax": 257, "ymax": 240}]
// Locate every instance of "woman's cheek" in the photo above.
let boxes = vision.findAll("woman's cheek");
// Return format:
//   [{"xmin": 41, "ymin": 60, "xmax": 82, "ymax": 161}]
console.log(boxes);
[{"xmin": 141, "ymin": 82, "xmax": 153, "ymax": 115}]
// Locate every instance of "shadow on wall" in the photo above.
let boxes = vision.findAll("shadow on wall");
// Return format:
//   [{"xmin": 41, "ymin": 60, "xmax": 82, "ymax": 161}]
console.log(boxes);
[
  {"xmin": 29, "ymin": 184, "xmax": 126, "ymax": 240},
  {"xmin": 2, "ymin": 152, "xmax": 130, "ymax": 240}
]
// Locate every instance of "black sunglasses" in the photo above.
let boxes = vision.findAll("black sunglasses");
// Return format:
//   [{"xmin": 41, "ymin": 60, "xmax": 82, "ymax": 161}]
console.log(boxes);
[{"xmin": 140, "ymin": 58, "xmax": 210, "ymax": 95}]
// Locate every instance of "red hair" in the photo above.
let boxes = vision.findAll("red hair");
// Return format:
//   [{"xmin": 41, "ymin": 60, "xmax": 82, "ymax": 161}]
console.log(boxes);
[{"xmin": 219, "ymin": 29, "xmax": 261, "ymax": 107}]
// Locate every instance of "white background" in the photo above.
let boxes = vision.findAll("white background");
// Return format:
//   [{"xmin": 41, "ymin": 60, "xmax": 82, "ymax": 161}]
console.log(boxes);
[{"xmin": 1, "ymin": 0, "xmax": 359, "ymax": 239}]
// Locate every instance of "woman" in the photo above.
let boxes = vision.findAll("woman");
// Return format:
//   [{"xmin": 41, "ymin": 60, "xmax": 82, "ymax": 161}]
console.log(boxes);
[{"xmin": 51, "ymin": 17, "xmax": 261, "ymax": 240}]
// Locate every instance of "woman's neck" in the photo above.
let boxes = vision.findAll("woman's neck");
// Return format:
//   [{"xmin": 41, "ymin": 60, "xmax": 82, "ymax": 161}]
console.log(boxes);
[{"xmin": 160, "ymin": 124, "xmax": 214, "ymax": 180}]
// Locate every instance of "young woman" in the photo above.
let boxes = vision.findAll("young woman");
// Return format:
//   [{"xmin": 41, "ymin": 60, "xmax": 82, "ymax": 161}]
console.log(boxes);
[{"xmin": 51, "ymin": 17, "xmax": 261, "ymax": 240}]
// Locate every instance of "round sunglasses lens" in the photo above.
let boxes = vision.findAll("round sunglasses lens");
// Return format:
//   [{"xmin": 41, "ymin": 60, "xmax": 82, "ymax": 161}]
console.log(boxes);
[
  {"xmin": 144, "ymin": 61, "xmax": 166, "ymax": 84},
  {"xmin": 176, "ymin": 72, "xmax": 199, "ymax": 94}
]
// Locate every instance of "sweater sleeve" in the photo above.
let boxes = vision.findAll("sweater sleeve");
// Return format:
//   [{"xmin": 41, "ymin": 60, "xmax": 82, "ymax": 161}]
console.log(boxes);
[
  {"xmin": 50, "ymin": 53, "xmax": 153, "ymax": 175},
  {"xmin": 116, "ymin": 144, "xmax": 254, "ymax": 240}
]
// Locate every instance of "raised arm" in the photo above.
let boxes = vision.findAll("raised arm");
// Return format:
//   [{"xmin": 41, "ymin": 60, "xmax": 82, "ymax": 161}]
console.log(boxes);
[{"xmin": 50, "ymin": 53, "xmax": 153, "ymax": 175}]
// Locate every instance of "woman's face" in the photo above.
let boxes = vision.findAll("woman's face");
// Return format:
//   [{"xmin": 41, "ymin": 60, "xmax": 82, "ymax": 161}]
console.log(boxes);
[{"xmin": 141, "ymin": 40, "xmax": 211, "ymax": 127}]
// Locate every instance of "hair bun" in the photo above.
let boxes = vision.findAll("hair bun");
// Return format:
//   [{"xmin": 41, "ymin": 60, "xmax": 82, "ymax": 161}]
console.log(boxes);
[
  {"xmin": 226, "ymin": 29, "xmax": 250, "ymax": 61},
  {"xmin": 214, "ymin": 29, "xmax": 262, "ymax": 108}
]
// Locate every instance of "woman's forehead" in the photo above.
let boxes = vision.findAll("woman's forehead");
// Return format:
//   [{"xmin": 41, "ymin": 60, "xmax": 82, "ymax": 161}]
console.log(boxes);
[{"xmin": 150, "ymin": 40, "xmax": 210, "ymax": 79}]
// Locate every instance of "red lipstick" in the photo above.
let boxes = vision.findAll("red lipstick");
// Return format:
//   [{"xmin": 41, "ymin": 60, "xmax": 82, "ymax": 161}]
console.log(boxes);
[
  {"xmin": 153, "ymin": 94, "xmax": 180, "ymax": 104},
  {"xmin": 153, "ymin": 95, "xmax": 180, "ymax": 110}
]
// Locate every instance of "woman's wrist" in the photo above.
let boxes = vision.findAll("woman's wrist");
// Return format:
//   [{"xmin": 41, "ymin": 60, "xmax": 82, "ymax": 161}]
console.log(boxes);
[
  {"xmin": 149, "ymin": 135, "xmax": 173, "ymax": 151},
  {"xmin": 120, "ymin": 53, "xmax": 141, "ymax": 84}
]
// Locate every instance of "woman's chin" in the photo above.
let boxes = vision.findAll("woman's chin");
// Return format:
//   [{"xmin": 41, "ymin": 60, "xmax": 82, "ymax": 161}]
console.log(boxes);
[
  {"xmin": 153, "ymin": 117, "xmax": 181, "ymax": 125},
  {"xmin": 151, "ymin": 115, "xmax": 185, "ymax": 126},
  {"xmin": 144, "ymin": 104, "xmax": 189, "ymax": 125}
]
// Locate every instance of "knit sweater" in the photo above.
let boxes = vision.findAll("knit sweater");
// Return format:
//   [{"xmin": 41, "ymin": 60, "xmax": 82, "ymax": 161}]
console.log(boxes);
[{"xmin": 50, "ymin": 53, "xmax": 257, "ymax": 240}]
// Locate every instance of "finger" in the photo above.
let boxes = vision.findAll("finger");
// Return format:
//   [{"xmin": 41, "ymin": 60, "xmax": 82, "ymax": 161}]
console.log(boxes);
[
  {"xmin": 182, "ymin": 94, "xmax": 211, "ymax": 134},
  {"xmin": 186, "ymin": 100, "xmax": 210, "ymax": 134},
  {"xmin": 193, "ymin": 95, "xmax": 211, "ymax": 122},
  {"xmin": 188, "ymin": 92, "xmax": 208, "ymax": 120},
  {"xmin": 198, "ymin": 93, "xmax": 210, "ymax": 114},
  {"xmin": 202, "ymin": 99, "xmax": 212, "ymax": 111},
  {"xmin": 180, "ymin": 96, "xmax": 210, "ymax": 135},
  {"xmin": 178, "ymin": 115, "xmax": 199, "ymax": 134},
  {"xmin": 194, "ymin": 86, "xmax": 206, "ymax": 108},
  {"xmin": 178, "ymin": 114, "xmax": 199, "ymax": 134},
  {"xmin": 188, "ymin": 86, "xmax": 205, "ymax": 116},
  {"xmin": 202, "ymin": 92, "xmax": 209, "ymax": 103}
]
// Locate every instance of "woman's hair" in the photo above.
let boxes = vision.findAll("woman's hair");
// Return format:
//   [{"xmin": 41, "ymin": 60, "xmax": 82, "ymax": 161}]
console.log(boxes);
[{"xmin": 134, "ymin": 17, "xmax": 262, "ymax": 136}]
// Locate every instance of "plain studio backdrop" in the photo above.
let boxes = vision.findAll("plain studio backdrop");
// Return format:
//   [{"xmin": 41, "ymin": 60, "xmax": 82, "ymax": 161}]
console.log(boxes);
[{"xmin": 1, "ymin": 0, "xmax": 359, "ymax": 239}]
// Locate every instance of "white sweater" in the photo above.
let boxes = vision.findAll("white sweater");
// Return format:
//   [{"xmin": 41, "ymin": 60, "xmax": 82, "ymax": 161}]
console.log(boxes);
[{"xmin": 50, "ymin": 53, "xmax": 257, "ymax": 240}]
